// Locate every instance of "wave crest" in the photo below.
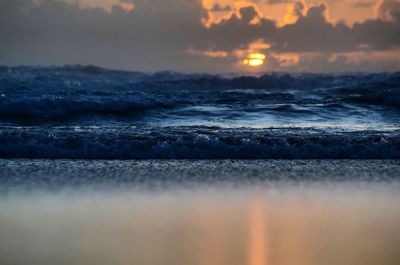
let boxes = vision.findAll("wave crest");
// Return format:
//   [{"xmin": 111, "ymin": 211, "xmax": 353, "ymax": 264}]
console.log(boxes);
[{"xmin": 0, "ymin": 127, "xmax": 398, "ymax": 159}]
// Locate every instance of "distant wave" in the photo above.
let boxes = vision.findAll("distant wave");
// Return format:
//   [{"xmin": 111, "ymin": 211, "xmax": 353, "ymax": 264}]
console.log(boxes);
[
  {"xmin": 0, "ymin": 66, "xmax": 399, "ymax": 123},
  {"xmin": 0, "ymin": 126, "xmax": 399, "ymax": 159},
  {"xmin": 0, "ymin": 98, "xmax": 174, "ymax": 121}
]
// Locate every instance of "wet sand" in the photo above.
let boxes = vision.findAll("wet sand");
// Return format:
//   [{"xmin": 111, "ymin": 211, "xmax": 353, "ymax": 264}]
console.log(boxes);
[{"xmin": 0, "ymin": 160, "xmax": 399, "ymax": 265}]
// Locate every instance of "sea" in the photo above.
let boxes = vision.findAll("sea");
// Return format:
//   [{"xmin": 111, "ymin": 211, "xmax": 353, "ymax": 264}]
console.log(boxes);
[
  {"xmin": 0, "ymin": 65, "xmax": 399, "ymax": 159},
  {"xmin": 0, "ymin": 65, "xmax": 399, "ymax": 265}
]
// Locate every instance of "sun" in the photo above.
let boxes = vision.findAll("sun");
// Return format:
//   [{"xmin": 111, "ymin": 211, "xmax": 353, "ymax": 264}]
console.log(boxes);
[{"xmin": 243, "ymin": 53, "xmax": 266, "ymax": 67}]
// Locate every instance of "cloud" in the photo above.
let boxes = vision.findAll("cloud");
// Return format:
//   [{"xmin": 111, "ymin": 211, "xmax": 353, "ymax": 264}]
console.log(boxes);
[
  {"xmin": 210, "ymin": 3, "xmax": 232, "ymax": 12},
  {"xmin": 377, "ymin": 0, "xmax": 400, "ymax": 21},
  {"xmin": 205, "ymin": 1, "xmax": 400, "ymax": 53},
  {"xmin": 61, "ymin": 0, "xmax": 134, "ymax": 11},
  {"xmin": 0, "ymin": 0, "xmax": 399, "ymax": 72},
  {"xmin": 351, "ymin": 1, "xmax": 376, "ymax": 9},
  {"xmin": 0, "ymin": 0, "xmax": 210, "ymax": 71}
]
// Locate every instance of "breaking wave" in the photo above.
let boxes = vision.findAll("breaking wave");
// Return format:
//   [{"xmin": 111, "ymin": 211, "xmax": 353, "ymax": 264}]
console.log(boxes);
[{"xmin": 0, "ymin": 126, "xmax": 399, "ymax": 159}]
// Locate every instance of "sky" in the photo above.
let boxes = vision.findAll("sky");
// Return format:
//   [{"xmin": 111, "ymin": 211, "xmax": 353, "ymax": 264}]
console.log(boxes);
[{"xmin": 1, "ymin": 0, "xmax": 400, "ymax": 73}]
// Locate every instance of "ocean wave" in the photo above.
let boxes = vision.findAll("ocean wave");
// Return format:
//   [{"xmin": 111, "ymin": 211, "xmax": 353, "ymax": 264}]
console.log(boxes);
[
  {"xmin": 0, "ymin": 66, "xmax": 399, "ymax": 124},
  {"xmin": 0, "ymin": 98, "xmax": 175, "ymax": 121},
  {"xmin": 0, "ymin": 126, "xmax": 398, "ymax": 159}
]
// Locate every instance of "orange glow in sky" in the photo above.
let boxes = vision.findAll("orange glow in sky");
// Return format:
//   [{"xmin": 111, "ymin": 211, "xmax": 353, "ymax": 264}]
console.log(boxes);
[
  {"xmin": 203, "ymin": 0, "xmax": 378, "ymax": 25},
  {"xmin": 62, "ymin": 0, "xmax": 134, "ymax": 11}
]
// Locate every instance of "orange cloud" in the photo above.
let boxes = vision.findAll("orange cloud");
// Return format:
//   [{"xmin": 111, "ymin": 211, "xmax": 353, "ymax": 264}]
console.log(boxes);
[
  {"xmin": 272, "ymin": 53, "xmax": 301, "ymax": 67},
  {"xmin": 282, "ymin": 0, "xmax": 308, "ymax": 26},
  {"xmin": 61, "ymin": 0, "xmax": 134, "ymax": 12},
  {"xmin": 204, "ymin": 50, "xmax": 230, "ymax": 57},
  {"xmin": 204, "ymin": 0, "xmax": 379, "ymax": 26},
  {"xmin": 187, "ymin": 48, "xmax": 229, "ymax": 58}
]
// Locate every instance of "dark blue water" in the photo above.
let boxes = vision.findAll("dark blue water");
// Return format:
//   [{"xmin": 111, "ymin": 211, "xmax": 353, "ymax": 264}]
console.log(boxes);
[{"xmin": 0, "ymin": 65, "xmax": 399, "ymax": 159}]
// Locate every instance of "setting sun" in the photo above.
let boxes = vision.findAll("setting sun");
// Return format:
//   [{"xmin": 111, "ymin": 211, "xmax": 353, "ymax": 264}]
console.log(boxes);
[{"xmin": 243, "ymin": 53, "xmax": 266, "ymax": 67}]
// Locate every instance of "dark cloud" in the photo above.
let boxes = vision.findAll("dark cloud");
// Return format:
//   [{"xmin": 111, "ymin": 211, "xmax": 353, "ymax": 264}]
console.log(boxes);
[
  {"xmin": 0, "ymin": 0, "xmax": 399, "ymax": 72},
  {"xmin": 265, "ymin": 0, "xmax": 293, "ymax": 4},
  {"xmin": 0, "ymin": 0, "xmax": 210, "ymax": 71},
  {"xmin": 205, "ymin": 1, "xmax": 400, "ymax": 53},
  {"xmin": 292, "ymin": 1, "xmax": 306, "ymax": 17},
  {"xmin": 378, "ymin": 0, "xmax": 400, "ymax": 20}
]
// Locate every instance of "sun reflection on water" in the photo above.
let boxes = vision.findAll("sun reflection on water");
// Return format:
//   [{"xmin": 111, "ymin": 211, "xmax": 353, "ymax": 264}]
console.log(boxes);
[{"xmin": 249, "ymin": 200, "xmax": 268, "ymax": 265}]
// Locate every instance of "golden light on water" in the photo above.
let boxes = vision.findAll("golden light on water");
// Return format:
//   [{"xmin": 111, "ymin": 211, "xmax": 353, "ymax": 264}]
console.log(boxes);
[
  {"xmin": 249, "ymin": 201, "xmax": 268, "ymax": 265},
  {"xmin": 243, "ymin": 53, "xmax": 266, "ymax": 67},
  {"xmin": 2, "ymin": 183, "xmax": 400, "ymax": 265}
]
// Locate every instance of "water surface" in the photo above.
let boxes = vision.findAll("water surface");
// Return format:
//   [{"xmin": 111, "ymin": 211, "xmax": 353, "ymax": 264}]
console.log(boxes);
[
  {"xmin": 1, "ymin": 66, "xmax": 399, "ymax": 159},
  {"xmin": 1, "ymin": 160, "xmax": 399, "ymax": 265}
]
